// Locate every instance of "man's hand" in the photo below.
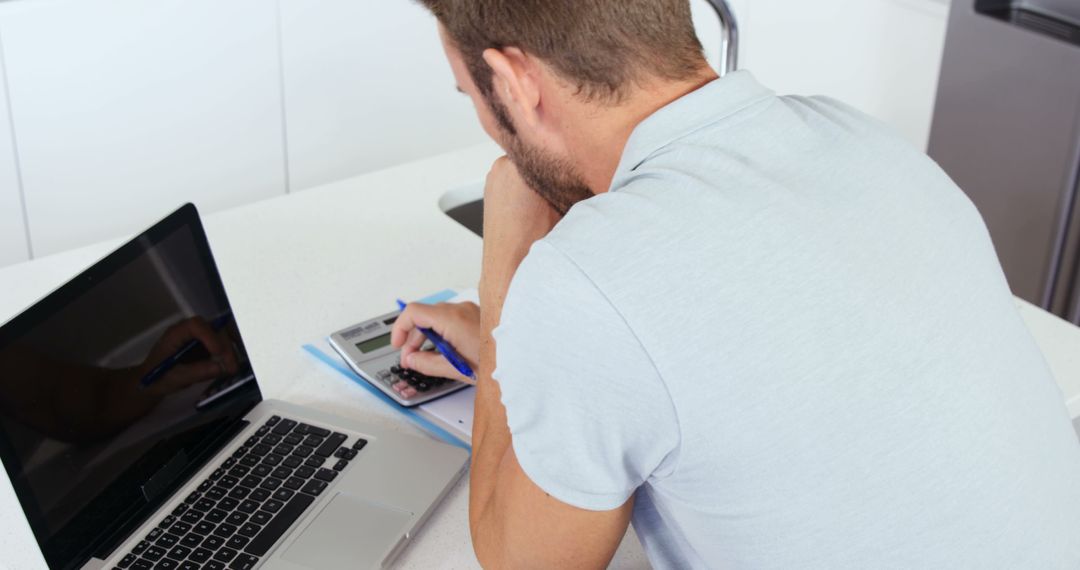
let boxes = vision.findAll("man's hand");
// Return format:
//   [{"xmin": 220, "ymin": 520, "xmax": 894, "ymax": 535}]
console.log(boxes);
[
  {"xmin": 390, "ymin": 301, "xmax": 480, "ymax": 384},
  {"xmin": 479, "ymin": 156, "xmax": 562, "ymax": 309}
]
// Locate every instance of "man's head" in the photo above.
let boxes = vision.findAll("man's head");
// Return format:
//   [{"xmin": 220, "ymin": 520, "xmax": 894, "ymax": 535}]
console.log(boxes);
[{"xmin": 418, "ymin": 0, "xmax": 710, "ymax": 214}]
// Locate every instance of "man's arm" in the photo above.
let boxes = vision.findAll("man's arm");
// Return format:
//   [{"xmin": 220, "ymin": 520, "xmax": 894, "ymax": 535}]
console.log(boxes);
[
  {"xmin": 469, "ymin": 158, "xmax": 632, "ymax": 568},
  {"xmin": 470, "ymin": 281, "xmax": 633, "ymax": 569},
  {"xmin": 394, "ymin": 158, "xmax": 635, "ymax": 568}
]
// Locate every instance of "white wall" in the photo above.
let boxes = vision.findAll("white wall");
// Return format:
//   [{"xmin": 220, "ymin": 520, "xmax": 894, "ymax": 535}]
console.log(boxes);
[
  {"xmin": 738, "ymin": 0, "xmax": 950, "ymax": 149},
  {"xmin": 279, "ymin": 0, "xmax": 488, "ymax": 192},
  {"xmin": 0, "ymin": 34, "xmax": 27, "ymax": 266},
  {"xmin": 1, "ymin": 0, "xmax": 287, "ymax": 257},
  {"xmin": 0, "ymin": 0, "xmax": 951, "ymax": 269}
]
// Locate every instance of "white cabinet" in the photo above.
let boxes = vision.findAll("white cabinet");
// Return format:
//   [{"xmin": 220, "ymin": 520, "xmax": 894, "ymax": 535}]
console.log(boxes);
[
  {"xmin": 278, "ymin": 0, "xmax": 488, "ymax": 192},
  {"xmin": 0, "ymin": 0, "xmax": 288, "ymax": 257},
  {"xmin": 738, "ymin": 0, "xmax": 950, "ymax": 149},
  {"xmin": 0, "ymin": 41, "xmax": 27, "ymax": 267}
]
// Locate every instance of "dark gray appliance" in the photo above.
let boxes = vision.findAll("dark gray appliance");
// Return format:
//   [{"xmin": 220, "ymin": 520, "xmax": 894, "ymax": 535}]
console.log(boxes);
[{"xmin": 928, "ymin": 0, "xmax": 1080, "ymax": 324}]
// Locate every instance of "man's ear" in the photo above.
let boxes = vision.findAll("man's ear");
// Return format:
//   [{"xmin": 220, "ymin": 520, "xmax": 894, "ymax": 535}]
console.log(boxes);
[{"xmin": 482, "ymin": 47, "xmax": 542, "ymax": 129}]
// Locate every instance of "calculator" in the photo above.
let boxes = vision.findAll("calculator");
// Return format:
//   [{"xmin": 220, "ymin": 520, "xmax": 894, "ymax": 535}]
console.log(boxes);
[{"xmin": 328, "ymin": 310, "xmax": 470, "ymax": 407}]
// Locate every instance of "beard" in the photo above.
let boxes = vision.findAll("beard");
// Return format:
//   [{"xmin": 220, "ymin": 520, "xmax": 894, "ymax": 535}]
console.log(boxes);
[{"xmin": 487, "ymin": 94, "xmax": 594, "ymax": 216}]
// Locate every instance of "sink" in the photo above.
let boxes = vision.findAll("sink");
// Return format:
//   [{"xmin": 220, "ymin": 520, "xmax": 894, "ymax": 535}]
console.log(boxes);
[{"xmin": 439, "ymin": 182, "xmax": 484, "ymax": 237}]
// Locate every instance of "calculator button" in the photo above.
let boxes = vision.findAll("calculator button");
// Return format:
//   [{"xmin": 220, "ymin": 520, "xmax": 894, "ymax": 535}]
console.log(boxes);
[
  {"xmin": 377, "ymin": 369, "xmax": 392, "ymax": 380},
  {"xmin": 401, "ymin": 387, "xmax": 418, "ymax": 399},
  {"xmin": 391, "ymin": 381, "xmax": 407, "ymax": 393},
  {"xmin": 390, "ymin": 365, "xmax": 403, "ymax": 375}
]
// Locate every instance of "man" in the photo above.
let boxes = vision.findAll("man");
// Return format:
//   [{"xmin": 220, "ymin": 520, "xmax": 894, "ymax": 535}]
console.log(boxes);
[{"xmin": 390, "ymin": 1, "xmax": 1080, "ymax": 567}]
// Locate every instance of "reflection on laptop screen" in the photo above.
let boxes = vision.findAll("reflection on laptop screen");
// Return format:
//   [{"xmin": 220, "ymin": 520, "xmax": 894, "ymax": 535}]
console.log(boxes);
[{"xmin": 0, "ymin": 205, "xmax": 262, "ymax": 570}]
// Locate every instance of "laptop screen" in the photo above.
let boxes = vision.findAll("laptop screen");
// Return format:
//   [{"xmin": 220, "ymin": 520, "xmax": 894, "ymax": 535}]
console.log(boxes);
[{"xmin": 0, "ymin": 205, "xmax": 262, "ymax": 570}]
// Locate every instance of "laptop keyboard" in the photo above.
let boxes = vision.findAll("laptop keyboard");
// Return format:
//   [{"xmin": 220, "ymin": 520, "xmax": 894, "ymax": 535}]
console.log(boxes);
[{"xmin": 114, "ymin": 415, "xmax": 367, "ymax": 570}]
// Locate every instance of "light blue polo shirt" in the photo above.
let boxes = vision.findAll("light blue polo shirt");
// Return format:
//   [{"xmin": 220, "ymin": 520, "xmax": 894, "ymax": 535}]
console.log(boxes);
[{"xmin": 492, "ymin": 71, "xmax": 1080, "ymax": 568}]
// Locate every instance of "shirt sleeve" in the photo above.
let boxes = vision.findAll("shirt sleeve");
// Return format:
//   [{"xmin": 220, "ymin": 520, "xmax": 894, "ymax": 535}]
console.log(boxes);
[{"xmin": 492, "ymin": 240, "xmax": 680, "ymax": 511}]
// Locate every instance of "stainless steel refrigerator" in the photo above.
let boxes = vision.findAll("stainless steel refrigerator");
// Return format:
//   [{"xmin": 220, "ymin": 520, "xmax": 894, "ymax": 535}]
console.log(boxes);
[{"xmin": 928, "ymin": 0, "xmax": 1080, "ymax": 325}]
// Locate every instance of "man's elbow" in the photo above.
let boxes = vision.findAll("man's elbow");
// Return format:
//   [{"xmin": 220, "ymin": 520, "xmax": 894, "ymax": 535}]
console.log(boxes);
[{"xmin": 470, "ymin": 515, "xmax": 509, "ymax": 569}]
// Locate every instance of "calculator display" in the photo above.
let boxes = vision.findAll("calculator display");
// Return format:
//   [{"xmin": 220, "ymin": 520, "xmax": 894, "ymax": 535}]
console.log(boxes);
[{"xmin": 356, "ymin": 333, "xmax": 392, "ymax": 354}]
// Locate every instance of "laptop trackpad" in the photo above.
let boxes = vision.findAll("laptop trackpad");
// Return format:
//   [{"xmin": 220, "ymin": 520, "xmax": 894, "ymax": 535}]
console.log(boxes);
[{"xmin": 281, "ymin": 493, "xmax": 413, "ymax": 569}]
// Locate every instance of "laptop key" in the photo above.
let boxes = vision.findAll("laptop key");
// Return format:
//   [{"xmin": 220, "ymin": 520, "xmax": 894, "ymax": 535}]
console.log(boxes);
[
  {"xmin": 132, "ymin": 559, "xmax": 153, "ymax": 570},
  {"xmin": 262, "ymin": 453, "xmax": 284, "ymax": 467},
  {"xmin": 303, "ymin": 456, "xmax": 324, "ymax": 469},
  {"xmin": 294, "ymin": 466, "xmax": 315, "ymax": 479},
  {"xmin": 219, "ymin": 475, "xmax": 240, "ymax": 488},
  {"xmin": 161, "ymin": 515, "xmax": 177, "ymax": 528},
  {"xmin": 237, "ymin": 500, "xmax": 259, "ymax": 514},
  {"xmin": 213, "ymin": 547, "xmax": 238, "ymax": 562},
  {"xmin": 271, "ymin": 419, "xmax": 296, "ymax": 435},
  {"xmin": 218, "ymin": 498, "xmax": 240, "ymax": 511},
  {"xmin": 193, "ymin": 499, "xmax": 216, "ymax": 512},
  {"xmin": 250, "ymin": 511, "xmax": 271, "ymax": 526},
  {"xmin": 259, "ymin": 477, "xmax": 283, "ymax": 491},
  {"xmin": 178, "ymin": 562, "xmax": 200, "ymax": 570},
  {"xmin": 205, "ymin": 562, "xmax": 225, "ymax": 570},
  {"xmin": 262, "ymin": 499, "xmax": 284, "ymax": 513},
  {"xmin": 171, "ymin": 522, "xmax": 192, "ymax": 535},
  {"xmin": 180, "ymin": 511, "xmax": 202, "ymax": 525},
  {"xmin": 283, "ymin": 434, "xmax": 302, "ymax": 446},
  {"xmin": 283, "ymin": 476, "xmax": 305, "ymax": 490},
  {"xmin": 255, "ymin": 426, "xmax": 269, "ymax": 437},
  {"xmin": 156, "ymin": 533, "xmax": 179, "ymax": 549},
  {"xmin": 228, "ymin": 486, "xmax": 251, "ymax": 500},
  {"xmin": 230, "ymin": 553, "xmax": 259, "ymax": 570},
  {"xmin": 334, "ymin": 447, "xmax": 357, "ymax": 460},
  {"xmin": 314, "ymin": 468, "xmax": 338, "ymax": 482},
  {"xmin": 266, "ymin": 415, "xmax": 281, "ymax": 426},
  {"xmin": 226, "ymin": 536, "xmax": 250, "ymax": 550},
  {"xmin": 250, "ymin": 489, "xmax": 271, "ymax": 502},
  {"xmin": 205, "ymin": 509, "xmax": 228, "ymax": 524},
  {"xmin": 333, "ymin": 459, "xmax": 349, "ymax": 471},
  {"xmin": 119, "ymin": 554, "xmax": 136, "ymax": 568},
  {"xmin": 273, "ymin": 488, "xmax": 294, "ymax": 502},
  {"xmin": 226, "ymin": 512, "xmax": 248, "ymax": 526},
  {"xmin": 194, "ymin": 521, "xmax": 216, "ymax": 536},
  {"xmin": 180, "ymin": 534, "xmax": 202, "ymax": 548},
  {"xmin": 238, "ymin": 523, "xmax": 261, "ymax": 537},
  {"xmin": 252, "ymin": 464, "xmax": 272, "ymax": 478},
  {"xmin": 167, "ymin": 546, "xmax": 191, "ymax": 560},
  {"xmin": 244, "ymin": 493, "xmax": 315, "ymax": 556},
  {"xmin": 240, "ymin": 475, "xmax": 261, "ymax": 488},
  {"xmin": 213, "ymin": 523, "xmax": 238, "ymax": 538},
  {"xmin": 143, "ymin": 546, "xmax": 167, "ymax": 561},
  {"xmin": 202, "ymin": 535, "xmax": 225, "ymax": 550},
  {"xmin": 271, "ymin": 466, "xmax": 292, "ymax": 480},
  {"xmin": 147, "ymin": 528, "xmax": 164, "ymax": 541},
  {"xmin": 305, "ymin": 425, "xmax": 331, "ymax": 438},
  {"xmin": 238, "ymin": 455, "xmax": 259, "ymax": 468},
  {"xmin": 250, "ymin": 444, "xmax": 271, "ymax": 457},
  {"xmin": 282, "ymin": 455, "xmax": 302, "ymax": 468},
  {"xmin": 314, "ymin": 433, "xmax": 347, "ymax": 457},
  {"xmin": 154, "ymin": 559, "xmax": 177, "ymax": 569},
  {"xmin": 189, "ymin": 548, "xmax": 212, "ymax": 563},
  {"xmin": 352, "ymin": 438, "xmax": 368, "ymax": 451},
  {"xmin": 291, "ymin": 445, "xmax": 314, "ymax": 458},
  {"xmin": 300, "ymin": 479, "xmax": 327, "ymax": 496}
]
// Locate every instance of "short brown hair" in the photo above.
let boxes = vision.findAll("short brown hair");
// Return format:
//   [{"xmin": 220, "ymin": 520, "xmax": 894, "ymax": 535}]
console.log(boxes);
[{"xmin": 418, "ymin": 0, "xmax": 706, "ymax": 103}]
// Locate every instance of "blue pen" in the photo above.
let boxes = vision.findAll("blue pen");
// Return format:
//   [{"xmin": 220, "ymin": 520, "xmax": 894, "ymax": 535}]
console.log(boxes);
[
  {"xmin": 140, "ymin": 313, "xmax": 232, "ymax": 388},
  {"xmin": 396, "ymin": 299, "xmax": 475, "ymax": 380}
]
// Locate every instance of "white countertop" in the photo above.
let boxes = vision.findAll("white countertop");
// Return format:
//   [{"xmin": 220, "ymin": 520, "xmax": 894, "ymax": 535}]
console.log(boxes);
[{"xmin": 1, "ymin": 141, "xmax": 1078, "ymax": 569}]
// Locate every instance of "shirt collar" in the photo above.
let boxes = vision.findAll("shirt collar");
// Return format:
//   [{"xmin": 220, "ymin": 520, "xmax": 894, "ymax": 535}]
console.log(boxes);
[{"xmin": 611, "ymin": 70, "xmax": 774, "ymax": 187}]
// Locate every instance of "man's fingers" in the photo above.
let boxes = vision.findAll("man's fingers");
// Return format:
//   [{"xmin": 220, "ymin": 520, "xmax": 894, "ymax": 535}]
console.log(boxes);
[{"xmin": 405, "ymin": 350, "xmax": 476, "ymax": 385}]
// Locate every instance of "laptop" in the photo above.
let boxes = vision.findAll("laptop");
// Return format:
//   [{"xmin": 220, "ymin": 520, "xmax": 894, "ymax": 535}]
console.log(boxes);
[{"xmin": 0, "ymin": 204, "xmax": 469, "ymax": 570}]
